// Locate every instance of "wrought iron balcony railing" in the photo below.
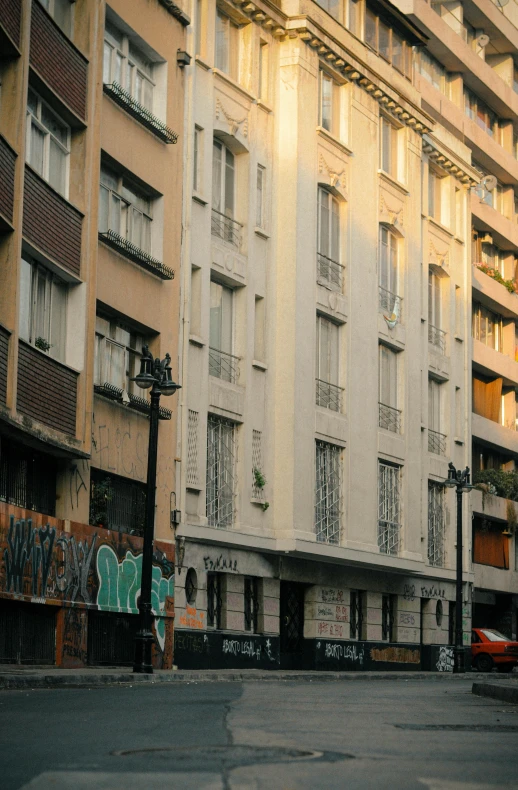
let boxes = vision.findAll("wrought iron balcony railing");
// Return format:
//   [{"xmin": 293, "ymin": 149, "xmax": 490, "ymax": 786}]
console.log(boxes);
[
  {"xmin": 428, "ymin": 429, "xmax": 447, "ymax": 455},
  {"xmin": 99, "ymin": 229, "xmax": 174, "ymax": 280},
  {"xmin": 103, "ymin": 82, "xmax": 178, "ymax": 144},
  {"xmin": 378, "ymin": 402, "xmax": 402, "ymax": 433},
  {"xmin": 209, "ymin": 347, "xmax": 240, "ymax": 384},
  {"xmin": 379, "ymin": 286, "xmax": 402, "ymax": 320},
  {"xmin": 316, "ymin": 379, "xmax": 343, "ymax": 412},
  {"xmin": 317, "ymin": 252, "xmax": 344, "ymax": 291},
  {"xmin": 428, "ymin": 324, "xmax": 447, "ymax": 354},
  {"xmin": 93, "ymin": 382, "xmax": 171, "ymax": 419},
  {"xmin": 211, "ymin": 208, "xmax": 242, "ymax": 248}
]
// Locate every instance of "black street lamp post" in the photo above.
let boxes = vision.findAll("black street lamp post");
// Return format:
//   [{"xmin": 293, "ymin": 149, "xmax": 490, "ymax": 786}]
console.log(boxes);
[
  {"xmin": 444, "ymin": 462, "xmax": 473, "ymax": 674},
  {"xmin": 132, "ymin": 346, "xmax": 180, "ymax": 674}
]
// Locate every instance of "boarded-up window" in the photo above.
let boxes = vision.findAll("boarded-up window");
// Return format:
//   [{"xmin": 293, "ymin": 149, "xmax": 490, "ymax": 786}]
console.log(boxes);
[{"xmin": 473, "ymin": 517, "xmax": 509, "ymax": 569}]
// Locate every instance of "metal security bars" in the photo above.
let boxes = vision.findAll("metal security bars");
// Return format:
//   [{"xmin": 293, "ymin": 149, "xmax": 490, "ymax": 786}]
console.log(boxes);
[
  {"xmin": 382, "ymin": 594, "xmax": 395, "ymax": 641},
  {"xmin": 350, "ymin": 590, "xmax": 364, "ymax": 640},
  {"xmin": 0, "ymin": 437, "xmax": 57, "ymax": 517},
  {"xmin": 317, "ymin": 252, "xmax": 344, "ymax": 291},
  {"xmin": 211, "ymin": 208, "xmax": 242, "ymax": 248},
  {"xmin": 186, "ymin": 410, "xmax": 199, "ymax": 488},
  {"xmin": 244, "ymin": 577, "xmax": 259, "ymax": 633},
  {"xmin": 209, "ymin": 347, "xmax": 240, "ymax": 384},
  {"xmin": 378, "ymin": 461, "xmax": 401, "ymax": 555},
  {"xmin": 206, "ymin": 415, "xmax": 235, "ymax": 528},
  {"xmin": 89, "ymin": 469, "xmax": 146, "ymax": 536},
  {"xmin": 428, "ymin": 324, "xmax": 446, "ymax": 354},
  {"xmin": 316, "ymin": 379, "xmax": 343, "ymax": 412},
  {"xmin": 315, "ymin": 441, "xmax": 342, "ymax": 545},
  {"xmin": 378, "ymin": 402, "xmax": 402, "ymax": 433},
  {"xmin": 251, "ymin": 430, "xmax": 264, "ymax": 500},
  {"xmin": 428, "ymin": 482, "xmax": 446, "ymax": 567},
  {"xmin": 207, "ymin": 573, "xmax": 222, "ymax": 628},
  {"xmin": 428, "ymin": 429, "xmax": 447, "ymax": 456},
  {"xmin": 103, "ymin": 82, "xmax": 178, "ymax": 143}
]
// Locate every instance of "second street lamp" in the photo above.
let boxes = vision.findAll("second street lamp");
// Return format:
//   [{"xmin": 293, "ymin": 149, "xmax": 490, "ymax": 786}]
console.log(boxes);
[
  {"xmin": 444, "ymin": 462, "xmax": 473, "ymax": 675},
  {"xmin": 132, "ymin": 345, "xmax": 181, "ymax": 674}
]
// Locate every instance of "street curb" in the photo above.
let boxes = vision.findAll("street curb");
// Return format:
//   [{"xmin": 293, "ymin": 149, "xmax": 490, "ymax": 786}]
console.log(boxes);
[
  {"xmin": 0, "ymin": 670, "xmax": 516, "ymax": 689},
  {"xmin": 472, "ymin": 682, "xmax": 518, "ymax": 705}
]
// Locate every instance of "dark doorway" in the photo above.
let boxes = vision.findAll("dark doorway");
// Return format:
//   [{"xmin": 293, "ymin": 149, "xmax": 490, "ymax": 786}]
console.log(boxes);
[
  {"xmin": 280, "ymin": 581, "xmax": 305, "ymax": 669},
  {"xmin": 0, "ymin": 600, "xmax": 56, "ymax": 664},
  {"xmin": 87, "ymin": 610, "xmax": 139, "ymax": 666}
]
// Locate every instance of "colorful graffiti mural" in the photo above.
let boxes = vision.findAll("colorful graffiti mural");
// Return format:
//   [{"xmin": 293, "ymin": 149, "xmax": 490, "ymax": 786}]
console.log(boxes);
[{"xmin": 0, "ymin": 503, "xmax": 175, "ymax": 667}]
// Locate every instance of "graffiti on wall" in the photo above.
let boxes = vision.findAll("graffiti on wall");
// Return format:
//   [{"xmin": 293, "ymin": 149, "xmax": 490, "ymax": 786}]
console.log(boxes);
[
  {"xmin": 436, "ymin": 646, "xmax": 454, "ymax": 672},
  {"xmin": 370, "ymin": 647, "xmax": 420, "ymax": 664}
]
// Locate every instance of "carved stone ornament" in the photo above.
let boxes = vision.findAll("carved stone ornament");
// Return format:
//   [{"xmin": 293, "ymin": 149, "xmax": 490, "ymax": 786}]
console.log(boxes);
[
  {"xmin": 318, "ymin": 153, "xmax": 346, "ymax": 191},
  {"xmin": 215, "ymin": 97, "xmax": 248, "ymax": 138},
  {"xmin": 380, "ymin": 194, "xmax": 403, "ymax": 227},
  {"xmin": 429, "ymin": 241, "xmax": 449, "ymax": 268}
]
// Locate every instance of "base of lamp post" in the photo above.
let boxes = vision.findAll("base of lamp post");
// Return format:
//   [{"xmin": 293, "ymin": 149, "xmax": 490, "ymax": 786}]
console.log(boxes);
[
  {"xmin": 133, "ymin": 630, "xmax": 154, "ymax": 674},
  {"xmin": 453, "ymin": 646, "xmax": 465, "ymax": 674}
]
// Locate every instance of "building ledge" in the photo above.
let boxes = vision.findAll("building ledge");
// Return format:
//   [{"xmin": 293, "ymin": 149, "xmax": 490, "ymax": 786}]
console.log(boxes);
[
  {"xmin": 99, "ymin": 230, "xmax": 174, "ymax": 280},
  {"xmin": 94, "ymin": 383, "xmax": 172, "ymax": 420},
  {"xmin": 103, "ymin": 82, "xmax": 178, "ymax": 143}
]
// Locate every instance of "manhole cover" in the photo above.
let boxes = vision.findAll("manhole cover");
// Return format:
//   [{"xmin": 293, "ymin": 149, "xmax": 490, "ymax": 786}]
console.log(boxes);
[
  {"xmin": 395, "ymin": 724, "xmax": 518, "ymax": 732},
  {"xmin": 112, "ymin": 745, "xmax": 354, "ymax": 766}
]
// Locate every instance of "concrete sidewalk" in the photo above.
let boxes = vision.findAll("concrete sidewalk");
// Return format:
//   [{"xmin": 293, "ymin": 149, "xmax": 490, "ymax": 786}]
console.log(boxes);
[
  {"xmin": 1, "ymin": 665, "xmax": 517, "ymax": 689},
  {"xmin": 472, "ymin": 680, "xmax": 518, "ymax": 705}
]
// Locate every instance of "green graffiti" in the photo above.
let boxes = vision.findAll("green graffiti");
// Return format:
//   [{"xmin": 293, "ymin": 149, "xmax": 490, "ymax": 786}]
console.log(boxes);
[{"xmin": 96, "ymin": 545, "xmax": 174, "ymax": 650}]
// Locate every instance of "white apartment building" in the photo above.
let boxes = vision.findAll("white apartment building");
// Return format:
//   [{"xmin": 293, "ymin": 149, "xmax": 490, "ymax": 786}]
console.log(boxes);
[{"xmin": 174, "ymin": 0, "xmax": 478, "ymax": 670}]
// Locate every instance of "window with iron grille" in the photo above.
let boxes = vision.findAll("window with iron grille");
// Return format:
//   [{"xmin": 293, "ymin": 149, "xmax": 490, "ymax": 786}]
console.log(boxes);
[
  {"xmin": 244, "ymin": 577, "xmax": 259, "ymax": 633},
  {"xmin": 378, "ymin": 461, "xmax": 401, "ymax": 555},
  {"xmin": 428, "ymin": 481, "xmax": 445, "ymax": 567},
  {"xmin": 0, "ymin": 437, "xmax": 57, "ymax": 517},
  {"xmin": 316, "ymin": 316, "xmax": 342, "ymax": 412},
  {"xmin": 89, "ymin": 468, "xmax": 146, "ymax": 536},
  {"xmin": 187, "ymin": 410, "xmax": 199, "ymax": 488},
  {"xmin": 382, "ymin": 594, "xmax": 396, "ymax": 642},
  {"xmin": 251, "ymin": 429, "xmax": 264, "ymax": 500},
  {"xmin": 350, "ymin": 590, "xmax": 364, "ymax": 640},
  {"xmin": 315, "ymin": 441, "xmax": 342, "ymax": 544},
  {"xmin": 206, "ymin": 415, "xmax": 235, "ymax": 527},
  {"xmin": 207, "ymin": 572, "xmax": 222, "ymax": 629}
]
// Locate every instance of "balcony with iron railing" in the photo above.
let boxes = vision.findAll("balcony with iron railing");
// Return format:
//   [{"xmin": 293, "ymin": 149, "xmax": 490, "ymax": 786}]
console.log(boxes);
[
  {"xmin": 378, "ymin": 402, "xmax": 402, "ymax": 434},
  {"xmin": 317, "ymin": 252, "xmax": 344, "ymax": 292},
  {"xmin": 316, "ymin": 379, "xmax": 343, "ymax": 412},
  {"xmin": 428, "ymin": 428, "xmax": 447, "ymax": 455},
  {"xmin": 98, "ymin": 229, "xmax": 174, "ymax": 280},
  {"xmin": 428, "ymin": 324, "xmax": 447, "ymax": 354},
  {"xmin": 211, "ymin": 208, "xmax": 242, "ymax": 249},
  {"xmin": 103, "ymin": 82, "xmax": 178, "ymax": 144},
  {"xmin": 379, "ymin": 286, "xmax": 402, "ymax": 321},
  {"xmin": 209, "ymin": 347, "xmax": 240, "ymax": 384}
]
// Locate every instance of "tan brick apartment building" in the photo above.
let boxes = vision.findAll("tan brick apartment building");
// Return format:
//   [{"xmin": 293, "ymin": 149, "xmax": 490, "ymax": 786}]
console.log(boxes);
[{"xmin": 0, "ymin": 0, "xmax": 186, "ymax": 667}]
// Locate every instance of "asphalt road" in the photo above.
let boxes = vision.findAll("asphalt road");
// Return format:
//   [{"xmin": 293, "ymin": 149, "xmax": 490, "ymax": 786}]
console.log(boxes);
[{"xmin": 1, "ymin": 678, "xmax": 517, "ymax": 789}]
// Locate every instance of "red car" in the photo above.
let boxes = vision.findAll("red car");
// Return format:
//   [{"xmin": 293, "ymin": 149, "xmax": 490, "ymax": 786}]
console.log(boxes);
[{"xmin": 471, "ymin": 628, "xmax": 518, "ymax": 672}]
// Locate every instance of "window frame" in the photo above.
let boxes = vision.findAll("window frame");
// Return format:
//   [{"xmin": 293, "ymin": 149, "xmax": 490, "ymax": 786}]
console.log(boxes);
[
  {"xmin": 316, "ymin": 314, "xmax": 340, "ymax": 388},
  {"xmin": 377, "ymin": 460, "xmax": 402, "ymax": 556},
  {"xmin": 379, "ymin": 115, "xmax": 399, "ymax": 180},
  {"xmin": 99, "ymin": 164, "xmax": 153, "ymax": 254},
  {"xmin": 215, "ymin": 6, "xmax": 240, "ymax": 80},
  {"xmin": 315, "ymin": 440, "xmax": 342, "ymax": 545},
  {"xmin": 40, "ymin": 0, "xmax": 73, "ymax": 37},
  {"xmin": 318, "ymin": 68, "xmax": 341, "ymax": 138},
  {"xmin": 472, "ymin": 302, "xmax": 503, "ymax": 352},
  {"xmin": 94, "ymin": 314, "xmax": 145, "ymax": 397},
  {"xmin": 19, "ymin": 257, "xmax": 68, "ymax": 363},
  {"xmin": 212, "ymin": 138, "xmax": 236, "ymax": 219},
  {"xmin": 256, "ymin": 164, "xmax": 266, "ymax": 229},
  {"xmin": 378, "ymin": 225, "xmax": 399, "ymax": 297},
  {"xmin": 103, "ymin": 21, "xmax": 155, "ymax": 111},
  {"xmin": 26, "ymin": 89, "xmax": 70, "ymax": 198},
  {"xmin": 379, "ymin": 343, "xmax": 398, "ymax": 412},
  {"xmin": 363, "ymin": 4, "xmax": 412, "ymax": 78}
]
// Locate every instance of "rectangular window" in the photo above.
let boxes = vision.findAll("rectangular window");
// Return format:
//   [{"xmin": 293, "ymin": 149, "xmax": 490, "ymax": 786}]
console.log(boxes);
[
  {"xmin": 19, "ymin": 257, "xmax": 67, "ymax": 363},
  {"xmin": 378, "ymin": 226, "xmax": 399, "ymax": 311},
  {"xmin": 104, "ymin": 20, "xmax": 154, "ymax": 110},
  {"xmin": 251, "ymin": 429, "xmax": 264, "ymax": 500},
  {"xmin": 428, "ymin": 378, "xmax": 445, "ymax": 455},
  {"xmin": 94, "ymin": 315, "xmax": 144, "ymax": 397},
  {"xmin": 378, "ymin": 461, "xmax": 401, "ymax": 555},
  {"xmin": 317, "ymin": 187, "xmax": 342, "ymax": 290},
  {"xmin": 428, "ymin": 168, "xmax": 443, "ymax": 221},
  {"xmin": 0, "ymin": 436, "xmax": 57, "ymax": 517},
  {"xmin": 187, "ymin": 409, "xmax": 200, "ymax": 488},
  {"xmin": 347, "ymin": 0, "xmax": 361, "ymax": 36},
  {"xmin": 481, "ymin": 242, "xmax": 506, "ymax": 277},
  {"xmin": 319, "ymin": 70, "xmax": 340, "ymax": 137},
  {"xmin": 472, "ymin": 302, "xmax": 503, "ymax": 352},
  {"xmin": 206, "ymin": 415, "xmax": 235, "ymax": 527},
  {"xmin": 40, "ymin": 0, "xmax": 73, "ymax": 36},
  {"xmin": 26, "ymin": 89, "xmax": 70, "ymax": 196},
  {"xmin": 209, "ymin": 281, "xmax": 237, "ymax": 382},
  {"xmin": 419, "ymin": 51, "xmax": 446, "ymax": 92},
  {"xmin": 350, "ymin": 590, "xmax": 364, "ymax": 640},
  {"xmin": 380, "ymin": 115, "xmax": 398, "ymax": 179},
  {"xmin": 316, "ymin": 315, "xmax": 341, "ymax": 411},
  {"xmin": 254, "ymin": 296, "xmax": 265, "ymax": 362},
  {"xmin": 195, "ymin": 0, "xmax": 203, "ymax": 55},
  {"xmin": 211, "ymin": 138, "xmax": 240, "ymax": 246},
  {"xmin": 363, "ymin": 6, "xmax": 412, "ymax": 77},
  {"xmin": 464, "ymin": 87, "xmax": 497, "ymax": 138},
  {"xmin": 207, "ymin": 572, "xmax": 222, "ymax": 628},
  {"xmin": 244, "ymin": 577, "xmax": 259, "ymax": 633},
  {"xmin": 382, "ymin": 594, "xmax": 396, "ymax": 642},
  {"xmin": 99, "ymin": 164, "xmax": 152, "ymax": 253},
  {"xmin": 428, "ymin": 271, "xmax": 446, "ymax": 352},
  {"xmin": 256, "ymin": 165, "xmax": 265, "ymax": 228},
  {"xmin": 365, "ymin": 6, "xmax": 377, "ymax": 49},
  {"xmin": 455, "ymin": 188, "xmax": 463, "ymax": 238},
  {"xmin": 316, "ymin": 0, "xmax": 342, "ymax": 22},
  {"xmin": 215, "ymin": 8, "xmax": 239, "ymax": 80},
  {"xmin": 315, "ymin": 440, "xmax": 342, "ymax": 545},
  {"xmin": 90, "ymin": 468, "xmax": 146, "ymax": 536},
  {"xmin": 379, "ymin": 344, "xmax": 400, "ymax": 433},
  {"xmin": 193, "ymin": 126, "xmax": 201, "ymax": 192},
  {"xmin": 258, "ymin": 40, "xmax": 269, "ymax": 101},
  {"xmin": 428, "ymin": 481, "xmax": 445, "ymax": 567}
]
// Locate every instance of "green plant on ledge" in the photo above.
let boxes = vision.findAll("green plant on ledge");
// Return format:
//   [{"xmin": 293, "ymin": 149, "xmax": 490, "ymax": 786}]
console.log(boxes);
[
  {"xmin": 89, "ymin": 477, "xmax": 113, "ymax": 529},
  {"xmin": 253, "ymin": 467, "xmax": 266, "ymax": 490},
  {"xmin": 476, "ymin": 264, "xmax": 517, "ymax": 295},
  {"xmin": 473, "ymin": 469, "xmax": 518, "ymax": 502},
  {"xmin": 35, "ymin": 336, "xmax": 52, "ymax": 353}
]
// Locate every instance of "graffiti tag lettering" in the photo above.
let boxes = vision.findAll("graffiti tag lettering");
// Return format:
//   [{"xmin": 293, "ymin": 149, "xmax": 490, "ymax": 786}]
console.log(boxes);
[{"xmin": 203, "ymin": 555, "xmax": 238, "ymax": 573}]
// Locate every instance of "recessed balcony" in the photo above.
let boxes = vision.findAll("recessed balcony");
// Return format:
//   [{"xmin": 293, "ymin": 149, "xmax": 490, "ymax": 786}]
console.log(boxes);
[{"xmin": 211, "ymin": 208, "xmax": 242, "ymax": 249}]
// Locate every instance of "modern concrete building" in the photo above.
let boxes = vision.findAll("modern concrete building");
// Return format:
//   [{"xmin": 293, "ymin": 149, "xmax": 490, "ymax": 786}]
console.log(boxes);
[
  {"xmin": 174, "ymin": 0, "xmax": 478, "ymax": 670},
  {"xmin": 397, "ymin": 0, "xmax": 518, "ymax": 649},
  {"xmin": 0, "ymin": 0, "xmax": 186, "ymax": 667}
]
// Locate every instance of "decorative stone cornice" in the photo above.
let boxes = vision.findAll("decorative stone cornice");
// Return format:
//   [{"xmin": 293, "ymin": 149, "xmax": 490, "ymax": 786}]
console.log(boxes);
[
  {"xmin": 230, "ymin": 0, "xmax": 286, "ymax": 36},
  {"xmin": 422, "ymin": 138, "xmax": 479, "ymax": 187},
  {"xmin": 215, "ymin": 97, "xmax": 248, "ymax": 137}
]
